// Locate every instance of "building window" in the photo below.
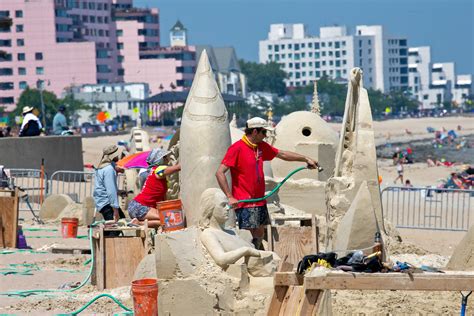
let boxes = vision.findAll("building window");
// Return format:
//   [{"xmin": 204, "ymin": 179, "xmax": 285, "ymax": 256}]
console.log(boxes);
[
  {"xmin": 17, "ymin": 39, "xmax": 24, "ymax": 46},
  {"xmin": 322, "ymin": 51, "xmax": 326, "ymax": 57},
  {"xmin": 328, "ymin": 42, "xmax": 332, "ymax": 47},
  {"xmin": 0, "ymin": 53, "xmax": 12, "ymax": 63},
  {"xmin": 0, "ymin": 82, "xmax": 14, "ymax": 90},
  {"xmin": 0, "ymin": 39, "xmax": 11, "ymax": 47},
  {"xmin": 335, "ymin": 41, "xmax": 340, "ymax": 48},
  {"xmin": 117, "ymin": 43, "xmax": 124, "ymax": 49},
  {"xmin": 368, "ymin": 40, "xmax": 372, "ymax": 45},
  {"xmin": 15, "ymin": 10, "xmax": 23, "ymax": 18},
  {"xmin": 18, "ymin": 67, "xmax": 26, "ymax": 75},
  {"xmin": 108, "ymin": 102, "xmax": 112, "ymax": 109},
  {"xmin": 0, "ymin": 68, "xmax": 13, "ymax": 76},
  {"xmin": 423, "ymin": 94, "xmax": 428, "ymax": 100},
  {"xmin": 16, "ymin": 25, "xmax": 23, "ymax": 32},
  {"xmin": 294, "ymin": 43, "xmax": 299, "ymax": 50},
  {"xmin": 335, "ymin": 51, "xmax": 340, "ymax": 58},
  {"xmin": 35, "ymin": 52, "xmax": 43, "ymax": 60},
  {"xmin": 368, "ymin": 49, "xmax": 372, "ymax": 54},
  {"xmin": 36, "ymin": 67, "xmax": 44, "ymax": 75},
  {"xmin": 314, "ymin": 43, "xmax": 319, "ymax": 49},
  {"xmin": 267, "ymin": 45, "xmax": 272, "ymax": 50},
  {"xmin": 359, "ymin": 40, "xmax": 362, "ymax": 47},
  {"xmin": 17, "ymin": 53, "xmax": 25, "ymax": 61},
  {"xmin": 97, "ymin": 64, "xmax": 110, "ymax": 73},
  {"xmin": 19, "ymin": 81, "xmax": 27, "ymax": 89},
  {"xmin": 117, "ymin": 29, "xmax": 123, "ymax": 36},
  {"xmin": 321, "ymin": 42, "xmax": 326, "ymax": 47}
]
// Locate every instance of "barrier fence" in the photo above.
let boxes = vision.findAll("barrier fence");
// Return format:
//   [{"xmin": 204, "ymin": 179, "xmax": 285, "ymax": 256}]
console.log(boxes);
[
  {"xmin": 49, "ymin": 170, "xmax": 95, "ymax": 204},
  {"xmin": 8, "ymin": 168, "xmax": 48, "ymax": 212},
  {"xmin": 381, "ymin": 186, "xmax": 474, "ymax": 231},
  {"xmin": 7, "ymin": 168, "xmax": 127, "ymax": 212}
]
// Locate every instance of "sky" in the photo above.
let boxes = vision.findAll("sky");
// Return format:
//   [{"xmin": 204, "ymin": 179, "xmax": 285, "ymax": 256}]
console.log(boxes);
[{"xmin": 136, "ymin": 0, "xmax": 473, "ymax": 75}]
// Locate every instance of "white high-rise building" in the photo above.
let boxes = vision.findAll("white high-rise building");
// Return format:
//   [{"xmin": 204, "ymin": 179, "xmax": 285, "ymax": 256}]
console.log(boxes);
[
  {"xmin": 408, "ymin": 46, "xmax": 472, "ymax": 110},
  {"xmin": 259, "ymin": 24, "xmax": 409, "ymax": 92}
]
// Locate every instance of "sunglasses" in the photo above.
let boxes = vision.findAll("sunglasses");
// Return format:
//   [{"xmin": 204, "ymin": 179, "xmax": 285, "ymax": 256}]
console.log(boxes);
[{"xmin": 258, "ymin": 128, "xmax": 267, "ymax": 136}]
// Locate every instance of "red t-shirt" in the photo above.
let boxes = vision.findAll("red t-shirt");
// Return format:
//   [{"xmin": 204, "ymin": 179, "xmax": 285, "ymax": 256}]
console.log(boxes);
[
  {"xmin": 134, "ymin": 166, "xmax": 167, "ymax": 207},
  {"xmin": 222, "ymin": 140, "xmax": 279, "ymax": 208}
]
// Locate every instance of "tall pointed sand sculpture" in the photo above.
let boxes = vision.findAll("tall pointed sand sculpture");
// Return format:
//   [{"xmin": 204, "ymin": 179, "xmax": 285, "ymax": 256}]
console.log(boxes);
[
  {"xmin": 180, "ymin": 50, "xmax": 232, "ymax": 226},
  {"xmin": 311, "ymin": 80, "xmax": 321, "ymax": 115},
  {"xmin": 326, "ymin": 68, "xmax": 392, "ymax": 251}
]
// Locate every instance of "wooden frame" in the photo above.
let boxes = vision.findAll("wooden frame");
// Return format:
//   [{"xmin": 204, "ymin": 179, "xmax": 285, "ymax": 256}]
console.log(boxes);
[
  {"xmin": 0, "ymin": 188, "xmax": 19, "ymax": 248},
  {"xmin": 91, "ymin": 222, "xmax": 151, "ymax": 290},
  {"xmin": 268, "ymin": 271, "xmax": 474, "ymax": 315},
  {"xmin": 266, "ymin": 215, "xmax": 319, "ymax": 267}
]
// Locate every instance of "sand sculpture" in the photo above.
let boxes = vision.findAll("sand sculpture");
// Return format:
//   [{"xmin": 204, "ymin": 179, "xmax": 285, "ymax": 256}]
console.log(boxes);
[
  {"xmin": 149, "ymin": 189, "xmax": 277, "ymax": 314},
  {"xmin": 267, "ymin": 82, "xmax": 338, "ymax": 215},
  {"xmin": 179, "ymin": 49, "xmax": 232, "ymax": 226},
  {"xmin": 446, "ymin": 224, "xmax": 474, "ymax": 271},
  {"xmin": 199, "ymin": 188, "xmax": 280, "ymax": 276},
  {"xmin": 325, "ymin": 68, "xmax": 397, "ymax": 254}
]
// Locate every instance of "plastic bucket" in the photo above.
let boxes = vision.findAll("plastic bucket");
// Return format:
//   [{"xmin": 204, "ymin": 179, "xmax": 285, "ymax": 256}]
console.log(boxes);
[
  {"xmin": 157, "ymin": 199, "xmax": 184, "ymax": 232},
  {"xmin": 61, "ymin": 217, "xmax": 79, "ymax": 238},
  {"xmin": 131, "ymin": 278, "xmax": 158, "ymax": 316}
]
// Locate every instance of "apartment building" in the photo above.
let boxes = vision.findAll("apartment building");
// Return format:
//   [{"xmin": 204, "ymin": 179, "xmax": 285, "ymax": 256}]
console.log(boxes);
[
  {"xmin": 408, "ymin": 46, "xmax": 472, "ymax": 110},
  {"xmin": 0, "ymin": 0, "xmax": 97, "ymax": 112},
  {"xmin": 259, "ymin": 24, "xmax": 408, "ymax": 93},
  {"xmin": 0, "ymin": 0, "xmax": 196, "ymax": 114}
]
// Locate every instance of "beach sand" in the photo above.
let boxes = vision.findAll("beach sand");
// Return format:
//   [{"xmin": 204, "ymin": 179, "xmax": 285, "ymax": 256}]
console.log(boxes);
[{"xmin": 1, "ymin": 116, "xmax": 473, "ymax": 314}]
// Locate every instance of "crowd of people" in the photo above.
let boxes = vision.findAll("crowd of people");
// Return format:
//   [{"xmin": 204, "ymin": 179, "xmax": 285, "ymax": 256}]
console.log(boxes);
[{"xmin": 438, "ymin": 166, "xmax": 474, "ymax": 190}]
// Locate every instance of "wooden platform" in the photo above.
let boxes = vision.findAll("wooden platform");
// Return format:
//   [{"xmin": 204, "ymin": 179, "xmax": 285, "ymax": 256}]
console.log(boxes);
[
  {"xmin": 91, "ymin": 223, "xmax": 151, "ymax": 290},
  {"xmin": 0, "ymin": 188, "xmax": 19, "ymax": 248},
  {"xmin": 269, "ymin": 270, "xmax": 474, "ymax": 315}
]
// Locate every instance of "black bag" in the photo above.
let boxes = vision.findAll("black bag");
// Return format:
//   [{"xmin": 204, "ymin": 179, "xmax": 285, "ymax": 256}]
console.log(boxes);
[
  {"xmin": 297, "ymin": 252, "xmax": 337, "ymax": 274},
  {"xmin": 20, "ymin": 119, "xmax": 41, "ymax": 137}
]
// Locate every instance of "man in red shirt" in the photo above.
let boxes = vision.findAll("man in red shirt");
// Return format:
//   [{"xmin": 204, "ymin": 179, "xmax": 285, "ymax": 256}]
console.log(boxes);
[{"xmin": 216, "ymin": 117, "xmax": 318, "ymax": 249}]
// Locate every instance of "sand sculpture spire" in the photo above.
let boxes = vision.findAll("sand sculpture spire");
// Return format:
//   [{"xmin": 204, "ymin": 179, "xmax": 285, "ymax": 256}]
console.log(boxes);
[
  {"xmin": 230, "ymin": 113, "xmax": 237, "ymax": 128},
  {"xmin": 179, "ymin": 49, "xmax": 231, "ymax": 226},
  {"xmin": 311, "ymin": 80, "xmax": 321, "ymax": 115}
]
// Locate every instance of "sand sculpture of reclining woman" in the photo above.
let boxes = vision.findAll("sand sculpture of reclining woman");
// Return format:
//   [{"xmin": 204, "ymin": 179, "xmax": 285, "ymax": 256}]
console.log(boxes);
[{"xmin": 199, "ymin": 188, "xmax": 280, "ymax": 277}]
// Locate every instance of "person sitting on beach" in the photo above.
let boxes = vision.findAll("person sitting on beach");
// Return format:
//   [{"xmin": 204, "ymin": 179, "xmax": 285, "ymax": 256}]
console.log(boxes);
[{"xmin": 127, "ymin": 149, "xmax": 180, "ymax": 228}]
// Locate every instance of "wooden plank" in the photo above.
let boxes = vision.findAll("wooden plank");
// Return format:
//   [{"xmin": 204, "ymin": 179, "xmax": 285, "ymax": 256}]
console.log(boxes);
[
  {"xmin": 51, "ymin": 246, "xmax": 91, "ymax": 254},
  {"xmin": 299, "ymin": 289, "xmax": 322, "ymax": 316},
  {"xmin": 105, "ymin": 236, "xmax": 146, "ymax": 289},
  {"xmin": 279, "ymin": 285, "xmax": 304, "ymax": 316},
  {"xmin": 97, "ymin": 226, "xmax": 105, "ymax": 290},
  {"xmin": 304, "ymin": 272, "xmax": 474, "ymax": 291},
  {"xmin": 270, "ymin": 226, "xmax": 316, "ymax": 267},
  {"xmin": 267, "ymin": 261, "xmax": 294, "ymax": 316},
  {"xmin": 274, "ymin": 272, "xmax": 304, "ymax": 287},
  {"xmin": 0, "ymin": 189, "xmax": 19, "ymax": 248}
]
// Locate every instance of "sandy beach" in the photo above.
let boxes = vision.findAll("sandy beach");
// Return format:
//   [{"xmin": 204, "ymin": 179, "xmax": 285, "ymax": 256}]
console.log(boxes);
[{"xmin": 1, "ymin": 116, "xmax": 473, "ymax": 315}]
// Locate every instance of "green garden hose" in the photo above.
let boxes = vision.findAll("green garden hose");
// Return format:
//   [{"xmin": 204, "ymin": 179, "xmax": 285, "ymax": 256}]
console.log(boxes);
[
  {"xmin": 237, "ymin": 166, "xmax": 309, "ymax": 204},
  {"xmin": 56, "ymin": 293, "xmax": 133, "ymax": 316}
]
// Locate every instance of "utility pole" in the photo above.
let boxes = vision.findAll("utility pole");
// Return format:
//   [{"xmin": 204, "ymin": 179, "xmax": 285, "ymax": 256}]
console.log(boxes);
[{"xmin": 37, "ymin": 79, "xmax": 46, "ymax": 128}]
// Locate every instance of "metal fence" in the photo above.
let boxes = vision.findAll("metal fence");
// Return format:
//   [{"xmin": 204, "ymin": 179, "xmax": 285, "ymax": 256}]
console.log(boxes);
[
  {"xmin": 7, "ymin": 168, "xmax": 129, "ymax": 212},
  {"xmin": 8, "ymin": 168, "xmax": 48, "ymax": 211},
  {"xmin": 49, "ymin": 170, "xmax": 95, "ymax": 204},
  {"xmin": 381, "ymin": 186, "xmax": 474, "ymax": 231}
]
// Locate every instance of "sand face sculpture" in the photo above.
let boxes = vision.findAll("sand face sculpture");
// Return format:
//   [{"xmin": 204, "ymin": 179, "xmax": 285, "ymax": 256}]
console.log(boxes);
[
  {"xmin": 199, "ymin": 188, "xmax": 280, "ymax": 277},
  {"xmin": 179, "ymin": 50, "xmax": 232, "ymax": 226}
]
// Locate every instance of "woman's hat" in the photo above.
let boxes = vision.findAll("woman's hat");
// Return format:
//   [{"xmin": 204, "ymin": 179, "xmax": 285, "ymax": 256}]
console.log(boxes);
[
  {"xmin": 22, "ymin": 106, "xmax": 34, "ymax": 114},
  {"xmin": 146, "ymin": 148, "xmax": 171, "ymax": 167}
]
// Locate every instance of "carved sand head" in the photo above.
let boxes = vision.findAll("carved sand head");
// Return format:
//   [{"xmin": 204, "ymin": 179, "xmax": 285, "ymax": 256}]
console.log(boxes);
[
  {"xmin": 350, "ymin": 68, "xmax": 363, "ymax": 86},
  {"xmin": 199, "ymin": 188, "xmax": 229, "ymax": 228}
]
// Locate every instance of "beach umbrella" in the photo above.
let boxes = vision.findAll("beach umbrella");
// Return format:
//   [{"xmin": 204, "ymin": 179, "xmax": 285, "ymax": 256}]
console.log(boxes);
[{"xmin": 116, "ymin": 151, "xmax": 150, "ymax": 169}]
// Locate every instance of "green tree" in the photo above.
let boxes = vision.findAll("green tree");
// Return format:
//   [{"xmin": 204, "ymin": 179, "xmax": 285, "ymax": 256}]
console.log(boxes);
[
  {"xmin": 10, "ymin": 87, "xmax": 61, "ymax": 128},
  {"xmin": 10, "ymin": 87, "xmax": 89, "ymax": 129},
  {"xmin": 239, "ymin": 60, "xmax": 287, "ymax": 96}
]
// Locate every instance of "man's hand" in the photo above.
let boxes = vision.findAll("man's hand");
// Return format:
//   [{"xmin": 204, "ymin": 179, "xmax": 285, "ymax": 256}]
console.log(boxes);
[
  {"xmin": 113, "ymin": 208, "xmax": 120, "ymax": 222},
  {"xmin": 228, "ymin": 196, "xmax": 239, "ymax": 208},
  {"xmin": 306, "ymin": 158, "xmax": 318, "ymax": 169},
  {"xmin": 244, "ymin": 247, "xmax": 261, "ymax": 257}
]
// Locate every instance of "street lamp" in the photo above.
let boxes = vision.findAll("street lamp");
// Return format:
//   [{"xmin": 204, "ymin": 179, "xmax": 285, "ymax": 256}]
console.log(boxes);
[{"xmin": 36, "ymin": 79, "xmax": 46, "ymax": 128}]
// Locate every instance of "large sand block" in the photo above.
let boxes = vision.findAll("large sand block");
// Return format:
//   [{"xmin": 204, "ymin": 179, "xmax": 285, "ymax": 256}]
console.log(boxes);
[{"xmin": 39, "ymin": 194, "xmax": 74, "ymax": 220}]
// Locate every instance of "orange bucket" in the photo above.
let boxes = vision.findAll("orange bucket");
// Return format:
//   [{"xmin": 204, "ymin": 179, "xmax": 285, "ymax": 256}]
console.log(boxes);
[
  {"xmin": 157, "ymin": 199, "xmax": 185, "ymax": 232},
  {"xmin": 61, "ymin": 217, "xmax": 79, "ymax": 238},
  {"xmin": 131, "ymin": 278, "xmax": 158, "ymax": 316}
]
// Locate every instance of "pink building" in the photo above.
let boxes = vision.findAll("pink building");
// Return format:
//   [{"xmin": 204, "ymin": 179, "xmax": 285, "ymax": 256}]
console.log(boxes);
[
  {"xmin": 0, "ymin": 0, "xmax": 96, "ymax": 112},
  {"xmin": 115, "ymin": 8, "xmax": 195, "ymax": 94},
  {"xmin": 0, "ymin": 0, "xmax": 196, "ymax": 115}
]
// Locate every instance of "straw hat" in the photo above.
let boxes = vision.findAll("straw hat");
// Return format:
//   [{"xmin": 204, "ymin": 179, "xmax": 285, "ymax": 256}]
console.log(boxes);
[{"xmin": 22, "ymin": 106, "xmax": 34, "ymax": 115}]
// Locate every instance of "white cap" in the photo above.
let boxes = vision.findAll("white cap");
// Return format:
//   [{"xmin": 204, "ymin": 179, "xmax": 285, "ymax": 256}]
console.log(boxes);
[{"xmin": 246, "ymin": 117, "xmax": 274, "ymax": 130}]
